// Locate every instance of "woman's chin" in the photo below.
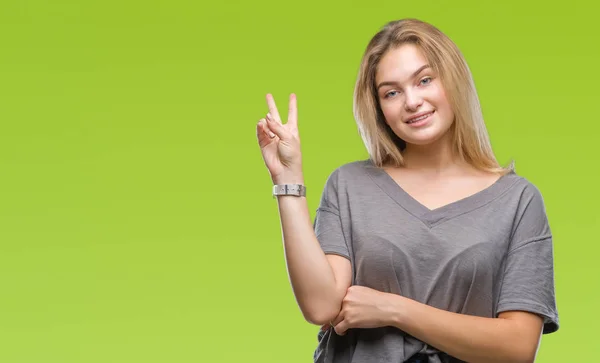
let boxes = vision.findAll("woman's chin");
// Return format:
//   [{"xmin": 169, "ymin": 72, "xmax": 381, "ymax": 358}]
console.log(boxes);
[
  {"xmin": 400, "ymin": 130, "xmax": 446, "ymax": 146},
  {"xmin": 391, "ymin": 120, "xmax": 453, "ymax": 147}
]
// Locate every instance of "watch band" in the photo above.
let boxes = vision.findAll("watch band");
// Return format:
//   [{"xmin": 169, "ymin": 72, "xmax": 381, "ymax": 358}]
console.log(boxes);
[{"xmin": 272, "ymin": 184, "xmax": 306, "ymax": 198}]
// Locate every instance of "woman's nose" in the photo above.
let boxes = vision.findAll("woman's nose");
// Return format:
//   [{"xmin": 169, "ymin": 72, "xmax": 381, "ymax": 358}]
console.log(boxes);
[{"xmin": 404, "ymin": 89, "xmax": 423, "ymax": 111}]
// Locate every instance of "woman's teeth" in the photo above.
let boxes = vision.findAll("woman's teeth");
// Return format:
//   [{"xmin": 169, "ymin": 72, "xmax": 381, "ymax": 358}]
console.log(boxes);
[{"xmin": 407, "ymin": 112, "xmax": 432, "ymax": 124}]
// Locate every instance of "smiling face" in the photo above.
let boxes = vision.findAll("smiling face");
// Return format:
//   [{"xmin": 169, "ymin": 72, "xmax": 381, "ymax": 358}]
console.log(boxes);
[{"xmin": 375, "ymin": 43, "xmax": 455, "ymax": 147}]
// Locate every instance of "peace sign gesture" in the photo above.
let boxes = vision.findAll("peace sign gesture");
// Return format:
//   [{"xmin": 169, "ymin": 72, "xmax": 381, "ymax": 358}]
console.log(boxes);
[{"xmin": 256, "ymin": 93, "xmax": 304, "ymax": 185}]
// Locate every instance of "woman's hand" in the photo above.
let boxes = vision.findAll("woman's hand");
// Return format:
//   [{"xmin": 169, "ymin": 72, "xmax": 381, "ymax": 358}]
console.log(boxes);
[
  {"xmin": 256, "ymin": 93, "xmax": 304, "ymax": 184},
  {"xmin": 330, "ymin": 286, "xmax": 397, "ymax": 336}
]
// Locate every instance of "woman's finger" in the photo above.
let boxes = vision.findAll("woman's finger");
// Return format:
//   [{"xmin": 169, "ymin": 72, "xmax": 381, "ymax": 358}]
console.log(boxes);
[
  {"xmin": 259, "ymin": 118, "xmax": 276, "ymax": 138},
  {"xmin": 334, "ymin": 319, "xmax": 348, "ymax": 336},
  {"xmin": 266, "ymin": 93, "xmax": 283, "ymax": 124},
  {"xmin": 287, "ymin": 93, "xmax": 297, "ymax": 129},
  {"xmin": 256, "ymin": 119, "xmax": 275, "ymax": 147},
  {"xmin": 266, "ymin": 116, "xmax": 288, "ymax": 140},
  {"xmin": 331, "ymin": 311, "xmax": 344, "ymax": 327}
]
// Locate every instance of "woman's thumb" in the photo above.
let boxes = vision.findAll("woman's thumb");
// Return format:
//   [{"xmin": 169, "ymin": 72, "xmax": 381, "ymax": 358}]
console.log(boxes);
[{"xmin": 266, "ymin": 118, "xmax": 288, "ymax": 140}]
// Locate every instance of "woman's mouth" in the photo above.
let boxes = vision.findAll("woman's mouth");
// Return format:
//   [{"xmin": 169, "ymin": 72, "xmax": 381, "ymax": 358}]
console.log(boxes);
[{"xmin": 405, "ymin": 111, "xmax": 434, "ymax": 126}]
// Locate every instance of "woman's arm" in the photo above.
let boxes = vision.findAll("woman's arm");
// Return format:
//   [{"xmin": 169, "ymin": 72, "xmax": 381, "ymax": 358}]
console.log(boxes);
[
  {"xmin": 258, "ymin": 94, "xmax": 352, "ymax": 325},
  {"xmin": 275, "ymin": 191, "xmax": 352, "ymax": 325},
  {"xmin": 330, "ymin": 286, "xmax": 543, "ymax": 363},
  {"xmin": 391, "ymin": 294, "xmax": 544, "ymax": 363}
]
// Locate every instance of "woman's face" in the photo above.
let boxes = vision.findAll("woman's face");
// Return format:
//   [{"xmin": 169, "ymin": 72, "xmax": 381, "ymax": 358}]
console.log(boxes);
[{"xmin": 375, "ymin": 44, "xmax": 455, "ymax": 147}]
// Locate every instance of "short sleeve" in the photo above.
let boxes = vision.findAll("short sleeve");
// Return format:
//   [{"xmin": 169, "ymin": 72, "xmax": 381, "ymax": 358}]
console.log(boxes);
[
  {"xmin": 496, "ymin": 183, "xmax": 559, "ymax": 334},
  {"xmin": 313, "ymin": 168, "xmax": 350, "ymax": 260}
]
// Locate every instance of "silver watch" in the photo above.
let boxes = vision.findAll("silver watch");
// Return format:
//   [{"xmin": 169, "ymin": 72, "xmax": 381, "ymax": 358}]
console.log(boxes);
[{"xmin": 272, "ymin": 184, "xmax": 306, "ymax": 198}]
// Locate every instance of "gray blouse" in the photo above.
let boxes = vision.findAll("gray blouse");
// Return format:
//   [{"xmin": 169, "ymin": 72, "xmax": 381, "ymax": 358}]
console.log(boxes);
[{"xmin": 312, "ymin": 159, "xmax": 559, "ymax": 363}]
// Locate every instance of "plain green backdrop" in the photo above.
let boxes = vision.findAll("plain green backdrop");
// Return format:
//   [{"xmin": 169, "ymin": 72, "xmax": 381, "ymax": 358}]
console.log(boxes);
[{"xmin": 0, "ymin": 0, "xmax": 598, "ymax": 362}]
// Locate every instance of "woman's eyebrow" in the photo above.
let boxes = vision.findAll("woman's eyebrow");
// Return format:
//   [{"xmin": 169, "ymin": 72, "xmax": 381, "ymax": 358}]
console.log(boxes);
[{"xmin": 376, "ymin": 64, "xmax": 431, "ymax": 90}]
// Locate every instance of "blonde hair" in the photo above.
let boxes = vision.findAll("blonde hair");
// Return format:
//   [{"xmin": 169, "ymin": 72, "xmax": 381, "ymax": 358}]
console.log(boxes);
[{"xmin": 353, "ymin": 18, "xmax": 513, "ymax": 174}]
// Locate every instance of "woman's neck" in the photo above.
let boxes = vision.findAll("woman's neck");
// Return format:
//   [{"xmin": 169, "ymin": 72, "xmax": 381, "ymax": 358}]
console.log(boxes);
[{"xmin": 400, "ymin": 134, "xmax": 467, "ymax": 175}]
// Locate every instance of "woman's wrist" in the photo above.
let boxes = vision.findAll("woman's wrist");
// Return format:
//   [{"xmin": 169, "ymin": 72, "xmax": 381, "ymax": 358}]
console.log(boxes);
[
  {"xmin": 387, "ymin": 293, "xmax": 410, "ymax": 329},
  {"xmin": 272, "ymin": 172, "xmax": 305, "ymax": 185}
]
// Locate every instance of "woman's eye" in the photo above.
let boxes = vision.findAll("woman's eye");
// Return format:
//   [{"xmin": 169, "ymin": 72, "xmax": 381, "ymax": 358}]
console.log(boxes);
[
  {"xmin": 384, "ymin": 90, "xmax": 399, "ymax": 99},
  {"xmin": 420, "ymin": 77, "xmax": 432, "ymax": 85}
]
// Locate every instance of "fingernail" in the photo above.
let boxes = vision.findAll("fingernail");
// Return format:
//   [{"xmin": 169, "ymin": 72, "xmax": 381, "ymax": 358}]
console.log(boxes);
[
  {"xmin": 266, "ymin": 113, "xmax": 271, "ymax": 120},
  {"xmin": 269, "ymin": 131, "xmax": 275, "ymax": 138}
]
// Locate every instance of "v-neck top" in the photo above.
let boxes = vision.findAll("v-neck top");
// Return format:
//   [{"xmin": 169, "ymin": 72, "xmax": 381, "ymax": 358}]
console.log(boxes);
[
  {"xmin": 312, "ymin": 159, "xmax": 559, "ymax": 363},
  {"xmin": 373, "ymin": 163, "xmax": 516, "ymax": 227}
]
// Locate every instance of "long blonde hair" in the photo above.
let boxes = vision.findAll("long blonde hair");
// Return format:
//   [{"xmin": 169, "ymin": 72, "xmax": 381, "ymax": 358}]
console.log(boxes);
[{"xmin": 353, "ymin": 18, "xmax": 512, "ymax": 174}]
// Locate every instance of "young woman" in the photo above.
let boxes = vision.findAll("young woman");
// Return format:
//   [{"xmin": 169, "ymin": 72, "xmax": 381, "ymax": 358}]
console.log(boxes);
[{"xmin": 256, "ymin": 18, "xmax": 559, "ymax": 363}]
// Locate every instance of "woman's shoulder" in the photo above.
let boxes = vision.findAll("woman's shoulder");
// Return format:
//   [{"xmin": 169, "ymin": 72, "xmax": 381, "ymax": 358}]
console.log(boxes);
[
  {"xmin": 324, "ymin": 158, "xmax": 374, "ymax": 179},
  {"xmin": 496, "ymin": 171, "xmax": 551, "ymax": 221},
  {"xmin": 501, "ymin": 170, "xmax": 546, "ymax": 200},
  {"xmin": 319, "ymin": 159, "xmax": 376, "ymax": 193},
  {"xmin": 335, "ymin": 158, "xmax": 374, "ymax": 171}
]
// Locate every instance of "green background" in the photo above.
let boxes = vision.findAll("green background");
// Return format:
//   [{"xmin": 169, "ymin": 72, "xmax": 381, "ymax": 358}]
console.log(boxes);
[{"xmin": 0, "ymin": 0, "xmax": 597, "ymax": 361}]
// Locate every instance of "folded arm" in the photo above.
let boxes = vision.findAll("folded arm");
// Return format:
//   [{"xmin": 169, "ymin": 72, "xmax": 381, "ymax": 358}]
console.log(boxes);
[{"xmin": 390, "ymin": 295, "xmax": 544, "ymax": 363}]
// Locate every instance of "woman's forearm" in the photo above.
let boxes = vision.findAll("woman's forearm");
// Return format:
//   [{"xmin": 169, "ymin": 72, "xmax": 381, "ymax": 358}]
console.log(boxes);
[
  {"xmin": 275, "ymin": 190, "xmax": 345, "ymax": 325},
  {"xmin": 388, "ymin": 295, "xmax": 542, "ymax": 363}
]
